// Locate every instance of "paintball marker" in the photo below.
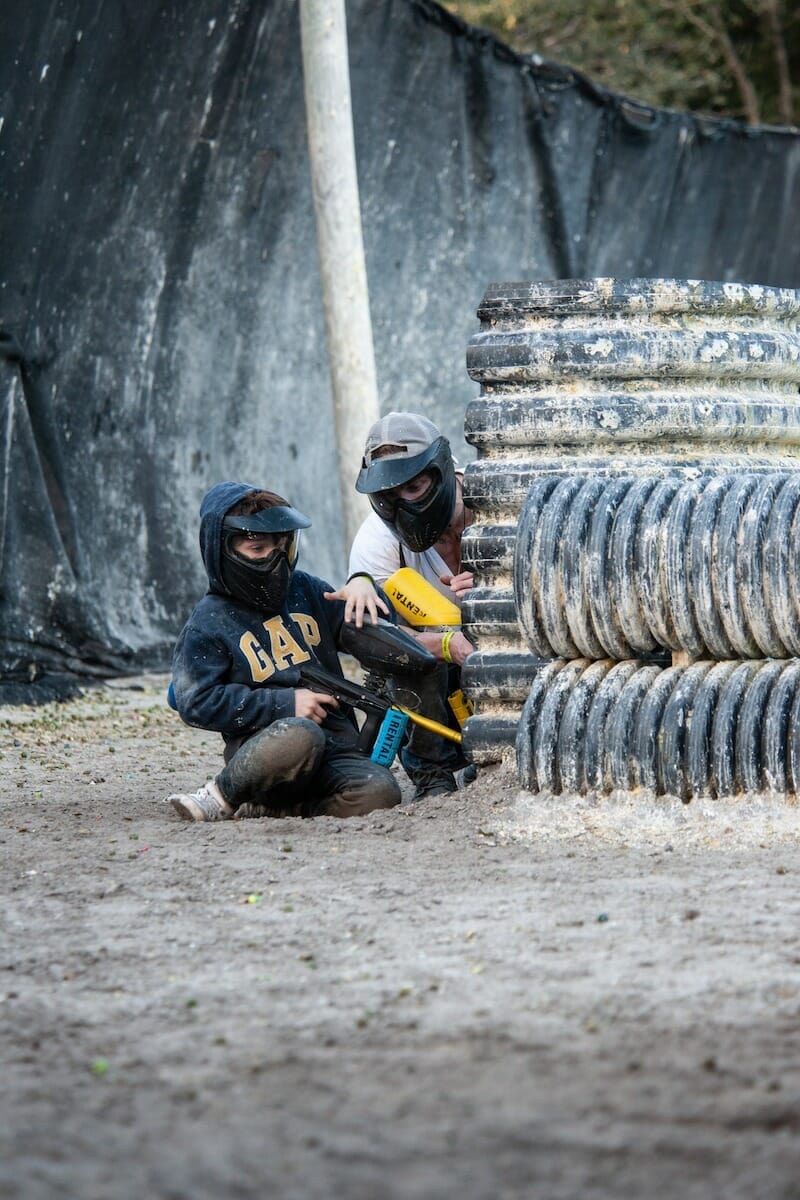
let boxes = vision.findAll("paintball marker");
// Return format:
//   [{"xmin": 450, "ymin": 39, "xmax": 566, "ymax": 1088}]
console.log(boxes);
[
  {"xmin": 299, "ymin": 660, "xmax": 462, "ymax": 767},
  {"xmin": 381, "ymin": 567, "xmax": 475, "ymax": 727},
  {"xmin": 301, "ymin": 618, "xmax": 462, "ymax": 767}
]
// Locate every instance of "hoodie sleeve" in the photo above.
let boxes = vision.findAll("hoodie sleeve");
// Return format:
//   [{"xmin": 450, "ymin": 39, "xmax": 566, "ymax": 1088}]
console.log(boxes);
[{"xmin": 171, "ymin": 622, "xmax": 296, "ymax": 736}]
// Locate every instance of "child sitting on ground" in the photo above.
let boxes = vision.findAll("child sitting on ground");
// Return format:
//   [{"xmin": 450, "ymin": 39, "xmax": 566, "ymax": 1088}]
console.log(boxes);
[{"xmin": 167, "ymin": 480, "xmax": 398, "ymax": 821}]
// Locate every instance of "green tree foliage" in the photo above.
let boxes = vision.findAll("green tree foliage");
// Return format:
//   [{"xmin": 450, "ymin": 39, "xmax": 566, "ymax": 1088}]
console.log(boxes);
[{"xmin": 443, "ymin": 0, "xmax": 799, "ymax": 126}]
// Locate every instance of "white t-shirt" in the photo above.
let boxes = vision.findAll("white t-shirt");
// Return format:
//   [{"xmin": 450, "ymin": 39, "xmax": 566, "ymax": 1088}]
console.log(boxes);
[{"xmin": 348, "ymin": 511, "xmax": 462, "ymax": 613}]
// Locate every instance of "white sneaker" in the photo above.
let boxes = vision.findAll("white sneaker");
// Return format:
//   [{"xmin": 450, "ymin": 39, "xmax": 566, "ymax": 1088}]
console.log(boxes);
[{"xmin": 168, "ymin": 780, "xmax": 233, "ymax": 822}]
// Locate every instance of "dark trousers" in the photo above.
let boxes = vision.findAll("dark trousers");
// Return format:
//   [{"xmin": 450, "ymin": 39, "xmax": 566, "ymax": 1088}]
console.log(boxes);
[
  {"xmin": 217, "ymin": 717, "xmax": 400, "ymax": 818},
  {"xmin": 387, "ymin": 663, "xmax": 468, "ymax": 775}
]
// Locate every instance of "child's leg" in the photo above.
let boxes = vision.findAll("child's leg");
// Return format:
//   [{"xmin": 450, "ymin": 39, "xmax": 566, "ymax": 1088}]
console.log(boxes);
[
  {"xmin": 309, "ymin": 739, "xmax": 401, "ymax": 817},
  {"xmin": 217, "ymin": 717, "xmax": 325, "ymax": 813}
]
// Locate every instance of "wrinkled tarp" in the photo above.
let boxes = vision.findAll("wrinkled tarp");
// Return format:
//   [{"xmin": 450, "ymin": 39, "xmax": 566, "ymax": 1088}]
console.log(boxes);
[{"xmin": 2, "ymin": 0, "xmax": 799, "ymax": 700}]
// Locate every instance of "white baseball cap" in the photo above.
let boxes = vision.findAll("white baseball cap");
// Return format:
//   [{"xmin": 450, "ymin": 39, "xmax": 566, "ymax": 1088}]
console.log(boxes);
[{"xmin": 361, "ymin": 411, "xmax": 442, "ymax": 466}]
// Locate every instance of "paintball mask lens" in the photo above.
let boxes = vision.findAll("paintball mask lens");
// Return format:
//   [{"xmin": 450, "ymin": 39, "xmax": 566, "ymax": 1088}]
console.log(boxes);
[
  {"xmin": 371, "ymin": 472, "xmax": 436, "ymax": 522},
  {"xmin": 225, "ymin": 529, "xmax": 299, "ymax": 568},
  {"xmin": 222, "ymin": 504, "xmax": 309, "ymax": 561}
]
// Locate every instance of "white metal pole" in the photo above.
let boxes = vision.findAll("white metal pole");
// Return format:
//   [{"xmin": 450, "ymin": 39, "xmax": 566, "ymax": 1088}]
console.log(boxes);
[{"xmin": 299, "ymin": 0, "xmax": 380, "ymax": 553}]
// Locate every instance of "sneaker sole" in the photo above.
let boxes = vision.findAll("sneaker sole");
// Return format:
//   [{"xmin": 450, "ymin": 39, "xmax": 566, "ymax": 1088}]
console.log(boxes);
[{"xmin": 170, "ymin": 796, "xmax": 202, "ymax": 821}]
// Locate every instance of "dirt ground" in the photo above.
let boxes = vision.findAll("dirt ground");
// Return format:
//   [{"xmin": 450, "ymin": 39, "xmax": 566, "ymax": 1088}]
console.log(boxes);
[{"xmin": 2, "ymin": 673, "xmax": 800, "ymax": 1200}]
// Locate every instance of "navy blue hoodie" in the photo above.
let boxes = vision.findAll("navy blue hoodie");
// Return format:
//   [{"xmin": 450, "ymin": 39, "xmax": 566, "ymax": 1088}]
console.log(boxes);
[{"xmin": 171, "ymin": 481, "xmax": 356, "ymax": 746}]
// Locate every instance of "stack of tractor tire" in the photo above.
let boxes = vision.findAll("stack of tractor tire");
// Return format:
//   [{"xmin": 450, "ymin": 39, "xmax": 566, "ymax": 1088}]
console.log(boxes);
[{"xmin": 460, "ymin": 278, "xmax": 800, "ymax": 799}]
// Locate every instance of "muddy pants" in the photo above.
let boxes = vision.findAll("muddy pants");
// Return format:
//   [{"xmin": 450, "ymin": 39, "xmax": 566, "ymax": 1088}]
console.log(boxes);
[{"xmin": 216, "ymin": 717, "xmax": 401, "ymax": 818}]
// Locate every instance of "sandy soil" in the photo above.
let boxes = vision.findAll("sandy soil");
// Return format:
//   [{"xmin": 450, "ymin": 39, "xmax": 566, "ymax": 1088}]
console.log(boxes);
[{"xmin": 2, "ymin": 673, "xmax": 800, "ymax": 1200}]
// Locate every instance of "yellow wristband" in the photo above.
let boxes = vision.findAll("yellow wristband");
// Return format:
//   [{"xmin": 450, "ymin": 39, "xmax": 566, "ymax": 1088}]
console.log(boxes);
[{"xmin": 441, "ymin": 630, "xmax": 455, "ymax": 663}]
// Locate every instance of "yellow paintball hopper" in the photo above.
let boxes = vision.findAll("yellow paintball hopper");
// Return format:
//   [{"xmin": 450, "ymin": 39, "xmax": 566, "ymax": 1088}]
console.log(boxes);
[{"xmin": 383, "ymin": 567, "xmax": 461, "ymax": 628}]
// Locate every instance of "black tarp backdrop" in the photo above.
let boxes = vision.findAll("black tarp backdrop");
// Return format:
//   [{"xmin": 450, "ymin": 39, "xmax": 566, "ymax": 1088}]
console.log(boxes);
[{"xmin": 1, "ymin": 0, "xmax": 799, "ymax": 700}]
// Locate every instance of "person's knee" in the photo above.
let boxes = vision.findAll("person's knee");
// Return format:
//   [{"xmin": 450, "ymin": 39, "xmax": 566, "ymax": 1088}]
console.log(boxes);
[
  {"xmin": 259, "ymin": 716, "xmax": 323, "ymax": 763},
  {"xmin": 236, "ymin": 717, "xmax": 326, "ymax": 785},
  {"xmin": 368, "ymin": 771, "xmax": 402, "ymax": 811},
  {"xmin": 324, "ymin": 769, "xmax": 401, "ymax": 818}
]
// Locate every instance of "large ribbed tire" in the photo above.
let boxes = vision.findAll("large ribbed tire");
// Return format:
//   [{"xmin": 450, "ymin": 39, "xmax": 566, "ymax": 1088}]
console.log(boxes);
[
  {"xmin": 514, "ymin": 477, "xmax": 580, "ymax": 658},
  {"xmin": 468, "ymin": 279, "xmax": 800, "ymax": 384},
  {"xmin": 511, "ymin": 472, "xmax": 800, "ymax": 662},
  {"xmin": 527, "ymin": 657, "xmax": 800, "ymax": 796},
  {"xmin": 461, "ymin": 277, "xmax": 800, "ymax": 769},
  {"xmin": 515, "ymin": 659, "xmax": 569, "ymax": 791},
  {"xmin": 462, "ymin": 652, "xmax": 545, "ymax": 767},
  {"xmin": 514, "ymin": 657, "xmax": 800, "ymax": 799}
]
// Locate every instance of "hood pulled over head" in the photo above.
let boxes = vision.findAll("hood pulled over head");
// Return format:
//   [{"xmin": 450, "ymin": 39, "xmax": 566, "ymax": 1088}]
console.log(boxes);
[{"xmin": 199, "ymin": 481, "xmax": 311, "ymax": 612}]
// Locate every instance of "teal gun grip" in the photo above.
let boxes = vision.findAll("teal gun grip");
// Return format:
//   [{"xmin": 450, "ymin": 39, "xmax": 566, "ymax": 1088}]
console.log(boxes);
[{"xmin": 370, "ymin": 708, "xmax": 410, "ymax": 766}]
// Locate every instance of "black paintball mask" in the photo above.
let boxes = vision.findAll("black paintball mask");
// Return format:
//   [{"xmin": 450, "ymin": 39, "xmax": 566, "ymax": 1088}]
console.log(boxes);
[
  {"xmin": 355, "ymin": 436, "xmax": 456, "ymax": 553},
  {"xmin": 220, "ymin": 504, "xmax": 311, "ymax": 613}
]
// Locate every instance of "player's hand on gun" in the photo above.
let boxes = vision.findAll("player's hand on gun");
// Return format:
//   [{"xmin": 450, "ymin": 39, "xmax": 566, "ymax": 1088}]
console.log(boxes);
[
  {"xmin": 324, "ymin": 575, "xmax": 389, "ymax": 628},
  {"xmin": 294, "ymin": 688, "xmax": 339, "ymax": 724},
  {"xmin": 440, "ymin": 570, "xmax": 474, "ymax": 602}
]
